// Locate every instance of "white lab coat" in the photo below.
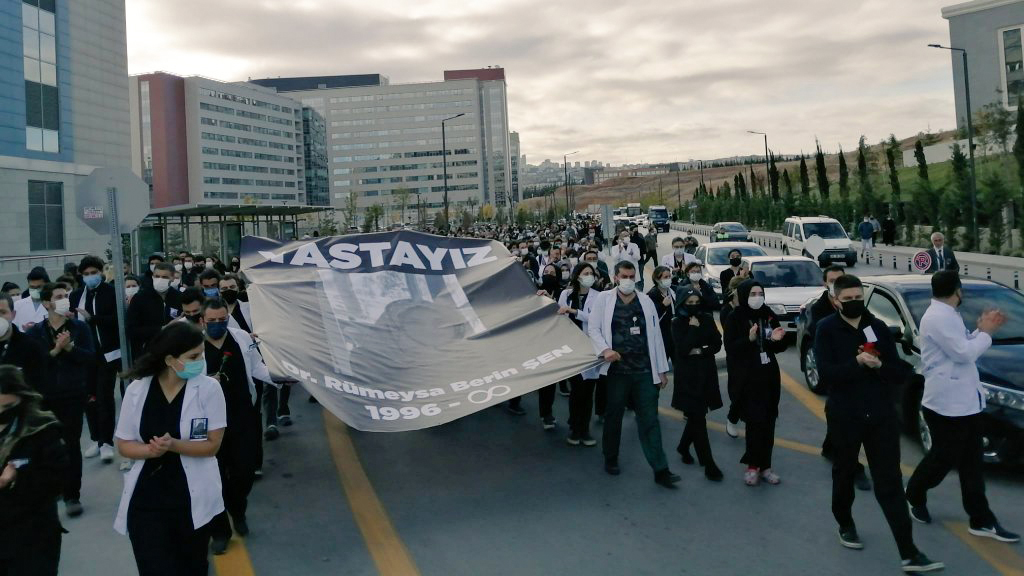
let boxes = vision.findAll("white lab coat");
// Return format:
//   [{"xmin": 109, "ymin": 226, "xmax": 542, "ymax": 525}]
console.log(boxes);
[
  {"xmin": 586, "ymin": 289, "xmax": 669, "ymax": 384},
  {"xmin": 920, "ymin": 299, "xmax": 992, "ymax": 417},
  {"xmin": 558, "ymin": 288, "xmax": 600, "ymax": 380},
  {"xmin": 660, "ymin": 252, "xmax": 698, "ymax": 269},
  {"xmin": 114, "ymin": 374, "xmax": 227, "ymax": 534},
  {"xmin": 12, "ymin": 297, "xmax": 47, "ymax": 331},
  {"xmin": 226, "ymin": 326, "xmax": 274, "ymax": 405},
  {"xmin": 227, "ymin": 301, "xmax": 254, "ymax": 334},
  {"xmin": 611, "ymin": 242, "xmax": 641, "ymax": 268}
]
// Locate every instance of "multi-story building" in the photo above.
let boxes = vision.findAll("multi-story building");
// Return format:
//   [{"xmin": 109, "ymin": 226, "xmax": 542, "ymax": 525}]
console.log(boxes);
[
  {"xmin": 303, "ymin": 106, "xmax": 329, "ymax": 206},
  {"xmin": 0, "ymin": 0, "xmax": 131, "ymax": 271},
  {"xmin": 941, "ymin": 0, "xmax": 1024, "ymax": 128},
  {"xmin": 509, "ymin": 131, "xmax": 520, "ymax": 205},
  {"xmin": 251, "ymin": 68, "xmax": 513, "ymax": 222}
]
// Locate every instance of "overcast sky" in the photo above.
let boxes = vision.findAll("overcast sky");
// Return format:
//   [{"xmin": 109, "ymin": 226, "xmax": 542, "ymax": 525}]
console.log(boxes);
[{"xmin": 126, "ymin": 0, "xmax": 960, "ymax": 166}]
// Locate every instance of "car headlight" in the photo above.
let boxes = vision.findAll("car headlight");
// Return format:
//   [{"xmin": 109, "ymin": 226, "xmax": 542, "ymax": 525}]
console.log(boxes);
[
  {"xmin": 769, "ymin": 304, "xmax": 788, "ymax": 316},
  {"xmin": 983, "ymin": 383, "xmax": 1024, "ymax": 411}
]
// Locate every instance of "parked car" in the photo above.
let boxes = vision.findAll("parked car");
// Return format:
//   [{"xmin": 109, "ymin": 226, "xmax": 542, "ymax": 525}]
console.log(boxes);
[
  {"xmin": 796, "ymin": 275, "xmax": 1024, "ymax": 464},
  {"xmin": 691, "ymin": 242, "xmax": 766, "ymax": 295},
  {"xmin": 782, "ymin": 216, "xmax": 857, "ymax": 267},
  {"xmin": 710, "ymin": 221, "xmax": 751, "ymax": 243},
  {"xmin": 743, "ymin": 255, "xmax": 824, "ymax": 332}
]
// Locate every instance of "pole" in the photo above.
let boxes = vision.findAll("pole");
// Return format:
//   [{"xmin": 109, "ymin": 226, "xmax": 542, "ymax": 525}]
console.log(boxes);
[
  {"xmin": 962, "ymin": 49, "xmax": 979, "ymax": 251},
  {"xmin": 564, "ymin": 155, "xmax": 570, "ymax": 220},
  {"xmin": 763, "ymin": 134, "xmax": 770, "ymax": 186},
  {"xmin": 442, "ymin": 120, "xmax": 450, "ymax": 234},
  {"xmin": 106, "ymin": 187, "xmax": 131, "ymax": 374}
]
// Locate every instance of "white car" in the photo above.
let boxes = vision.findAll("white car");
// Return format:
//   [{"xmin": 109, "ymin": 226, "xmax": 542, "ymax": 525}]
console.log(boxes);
[
  {"xmin": 691, "ymin": 242, "xmax": 766, "ymax": 294},
  {"xmin": 782, "ymin": 216, "xmax": 858, "ymax": 267},
  {"xmin": 742, "ymin": 255, "xmax": 825, "ymax": 332}
]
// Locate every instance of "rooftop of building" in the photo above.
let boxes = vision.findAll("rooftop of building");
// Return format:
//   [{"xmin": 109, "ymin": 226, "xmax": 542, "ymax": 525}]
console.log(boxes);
[
  {"xmin": 942, "ymin": 0, "xmax": 1024, "ymax": 18},
  {"xmin": 248, "ymin": 75, "xmax": 389, "ymax": 92}
]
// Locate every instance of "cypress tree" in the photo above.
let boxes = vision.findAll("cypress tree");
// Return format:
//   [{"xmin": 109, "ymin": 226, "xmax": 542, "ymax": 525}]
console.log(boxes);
[
  {"xmin": 886, "ymin": 147, "xmax": 901, "ymax": 216},
  {"xmin": 1012, "ymin": 96, "xmax": 1024, "ymax": 232},
  {"xmin": 951, "ymin": 143, "xmax": 975, "ymax": 250},
  {"xmin": 914, "ymin": 140, "xmax": 929, "ymax": 182},
  {"xmin": 814, "ymin": 141, "xmax": 830, "ymax": 200},
  {"xmin": 782, "ymin": 169, "xmax": 796, "ymax": 215},
  {"xmin": 768, "ymin": 152, "xmax": 780, "ymax": 201},
  {"xmin": 838, "ymin": 147, "xmax": 850, "ymax": 200},
  {"xmin": 799, "ymin": 156, "xmax": 811, "ymax": 198}
]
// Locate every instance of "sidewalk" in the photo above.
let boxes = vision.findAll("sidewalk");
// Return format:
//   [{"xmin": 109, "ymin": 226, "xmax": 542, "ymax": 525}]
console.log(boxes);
[{"xmin": 670, "ymin": 222, "xmax": 1023, "ymax": 290}]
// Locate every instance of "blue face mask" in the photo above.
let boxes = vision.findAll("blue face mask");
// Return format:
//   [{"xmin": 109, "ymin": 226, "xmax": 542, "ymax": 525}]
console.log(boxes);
[
  {"xmin": 83, "ymin": 273, "xmax": 103, "ymax": 289},
  {"xmin": 203, "ymin": 288, "xmax": 220, "ymax": 298},
  {"xmin": 205, "ymin": 321, "xmax": 228, "ymax": 340},
  {"xmin": 175, "ymin": 357, "xmax": 206, "ymax": 380}
]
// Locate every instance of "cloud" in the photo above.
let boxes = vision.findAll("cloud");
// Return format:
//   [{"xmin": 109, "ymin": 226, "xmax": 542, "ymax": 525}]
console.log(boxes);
[{"xmin": 126, "ymin": 0, "xmax": 959, "ymax": 165}]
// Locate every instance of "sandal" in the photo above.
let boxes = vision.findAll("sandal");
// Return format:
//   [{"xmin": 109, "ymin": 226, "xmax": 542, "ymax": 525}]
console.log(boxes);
[
  {"xmin": 744, "ymin": 467, "xmax": 760, "ymax": 486},
  {"xmin": 760, "ymin": 468, "xmax": 781, "ymax": 485}
]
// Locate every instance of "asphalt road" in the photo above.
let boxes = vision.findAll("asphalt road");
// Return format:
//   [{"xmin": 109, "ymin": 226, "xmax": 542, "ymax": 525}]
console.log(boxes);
[{"xmin": 59, "ymin": 229, "xmax": 1023, "ymax": 576}]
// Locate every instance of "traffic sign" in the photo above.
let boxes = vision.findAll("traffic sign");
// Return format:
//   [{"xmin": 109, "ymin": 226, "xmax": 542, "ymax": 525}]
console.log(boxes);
[
  {"xmin": 912, "ymin": 251, "xmax": 932, "ymax": 273},
  {"xmin": 76, "ymin": 167, "xmax": 150, "ymax": 234}
]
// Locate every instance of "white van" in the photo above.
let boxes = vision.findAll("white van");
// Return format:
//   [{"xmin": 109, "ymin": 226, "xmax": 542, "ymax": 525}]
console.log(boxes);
[{"xmin": 782, "ymin": 216, "xmax": 857, "ymax": 267}]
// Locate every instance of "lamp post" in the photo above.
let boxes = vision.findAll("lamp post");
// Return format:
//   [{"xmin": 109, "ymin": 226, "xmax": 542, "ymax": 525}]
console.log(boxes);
[
  {"xmin": 564, "ymin": 151, "xmax": 579, "ymax": 219},
  {"xmin": 929, "ymin": 43, "xmax": 979, "ymax": 250},
  {"xmin": 441, "ymin": 112, "xmax": 465, "ymax": 234},
  {"xmin": 747, "ymin": 131, "xmax": 770, "ymax": 190}
]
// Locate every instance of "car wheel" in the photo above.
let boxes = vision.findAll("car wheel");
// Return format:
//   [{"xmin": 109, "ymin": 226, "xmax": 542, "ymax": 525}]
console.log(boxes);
[
  {"xmin": 918, "ymin": 408, "xmax": 933, "ymax": 453},
  {"xmin": 846, "ymin": 258, "xmax": 856, "ymax": 267},
  {"xmin": 803, "ymin": 346, "xmax": 826, "ymax": 395}
]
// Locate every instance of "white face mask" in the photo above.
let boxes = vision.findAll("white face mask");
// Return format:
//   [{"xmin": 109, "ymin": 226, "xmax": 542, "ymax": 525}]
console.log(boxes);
[
  {"xmin": 673, "ymin": 248, "xmax": 685, "ymax": 257},
  {"xmin": 206, "ymin": 260, "xmax": 214, "ymax": 268},
  {"xmin": 149, "ymin": 263, "xmax": 157, "ymax": 273},
  {"xmin": 658, "ymin": 278, "xmax": 673, "ymax": 290},
  {"xmin": 53, "ymin": 298, "xmax": 71, "ymax": 315},
  {"xmin": 125, "ymin": 286, "xmax": 140, "ymax": 298},
  {"xmin": 617, "ymin": 278, "xmax": 636, "ymax": 295},
  {"xmin": 688, "ymin": 273, "xmax": 702, "ymax": 283},
  {"xmin": 174, "ymin": 264, "xmax": 183, "ymax": 272},
  {"xmin": 561, "ymin": 271, "xmax": 571, "ymax": 281},
  {"xmin": 579, "ymin": 275, "xmax": 596, "ymax": 288},
  {"xmin": 29, "ymin": 288, "xmax": 41, "ymax": 301},
  {"xmin": 153, "ymin": 277, "xmax": 171, "ymax": 293},
  {"xmin": 827, "ymin": 283, "xmax": 836, "ymax": 298},
  {"xmin": 0, "ymin": 316, "xmax": 9, "ymax": 338},
  {"xmin": 748, "ymin": 295, "xmax": 765, "ymax": 310},
  {"xmin": 184, "ymin": 261, "xmax": 193, "ymax": 270}
]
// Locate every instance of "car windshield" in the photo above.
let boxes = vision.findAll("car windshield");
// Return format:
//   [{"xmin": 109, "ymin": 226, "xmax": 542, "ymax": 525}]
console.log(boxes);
[
  {"xmin": 802, "ymin": 222, "xmax": 847, "ymax": 239},
  {"xmin": 649, "ymin": 209, "xmax": 668, "ymax": 219},
  {"xmin": 627, "ymin": 206, "xmax": 643, "ymax": 217},
  {"xmin": 750, "ymin": 261, "xmax": 821, "ymax": 287},
  {"xmin": 706, "ymin": 245, "xmax": 765, "ymax": 265},
  {"xmin": 903, "ymin": 285, "xmax": 1024, "ymax": 340},
  {"xmin": 720, "ymin": 223, "xmax": 746, "ymax": 232}
]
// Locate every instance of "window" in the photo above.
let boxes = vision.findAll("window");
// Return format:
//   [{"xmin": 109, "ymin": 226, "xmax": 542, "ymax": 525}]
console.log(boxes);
[
  {"xmin": 866, "ymin": 289, "xmax": 905, "ymax": 333},
  {"xmin": 23, "ymin": 0, "xmax": 58, "ymax": 152},
  {"xmin": 28, "ymin": 180, "xmax": 63, "ymax": 251},
  {"xmin": 1002, "ymin": 27, "xmax": 1023, "ymax": 109}
]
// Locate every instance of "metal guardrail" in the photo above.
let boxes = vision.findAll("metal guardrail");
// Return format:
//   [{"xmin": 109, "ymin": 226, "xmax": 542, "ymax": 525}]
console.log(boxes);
[{"xmin": 0, "ymin": 252, "xmax": 89, "ymax": 277}]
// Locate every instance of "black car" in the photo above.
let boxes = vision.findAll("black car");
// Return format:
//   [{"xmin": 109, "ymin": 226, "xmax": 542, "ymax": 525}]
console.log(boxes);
[
  {"xmin": 796, "ymin": 275, "xmax": 1024, "ymax": 464},
  {"xmin": 710, "ymin": 222, "xmax": 751, "ymax": 243}
]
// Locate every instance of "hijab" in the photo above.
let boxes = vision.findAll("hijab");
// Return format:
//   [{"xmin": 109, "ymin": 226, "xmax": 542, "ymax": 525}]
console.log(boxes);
[{"xmin": 734, "ymin": 279, "xmax": 769, "ymax": 321}]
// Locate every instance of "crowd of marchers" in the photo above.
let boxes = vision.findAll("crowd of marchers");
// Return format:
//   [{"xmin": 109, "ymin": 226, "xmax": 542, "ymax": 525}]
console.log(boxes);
[{"xmin": 0, "ymin": 215, "xmax": 1016, "ymax": 575}]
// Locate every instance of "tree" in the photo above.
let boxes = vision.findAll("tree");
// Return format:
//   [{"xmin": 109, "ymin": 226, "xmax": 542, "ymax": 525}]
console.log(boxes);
[
  {"xmin": 938, "ymin": 185, "xmax": 961, "ymax": 249},
  {"xmin": 912, "ymin": 179, "xmax": 944, "ymax": 231},
  {"xmin": 886, "ymin": 147, "xmax": 901, "ymax": 218},
  {"xmin": 719, "ymin": 180, "xmax": 732, "ymax": 200},
  {"xmin": 394, "ymin": 187, "xmax": 412, "ymax": 224},
  {"xmin": 1015, "ymin": 94, "xmax": 1024, "ymax": 231},
  {"xmin": 317, "ymin": 210, "xmax": 340, "ymax": 236},
  {"xmin": 837, "ymin": 147, "xmax": 850, "ymax": 200},
  {"xmin": 480, "ymin": 203, "xmax": 496, "ymax": 220},
  {"xmin": 914, "ymin": 140, "xmax": 929, "ymax": 182},
  {"xmin": 983, "ymin": 173, "xmax": 1011, "ymax": 254},
  {"xmin": 734, "ymin": 172, "xmax": 747, "ymax": 200},
  {"xmin": 814, "ymin": 141, "xmax": 830, "ymax": 200},
  {"xmin": 768, "ymin": 152, "xmax": 780, "ymax": 201},
  {"xmin": 798, "ymin": 156, "xmax": 811, "ymax": 198},
  {"xmin": 340, "ymin": 190, "xmax": 359, "ymax": 230},
  {"xmin": 782, "ymin": 169, "xmax": 796, "ymax": 215},
  {"xmin": 362, "ymin": 204, "xmax": 383, "ymax": 233},
  {"xmin": 950, "ymin": 143, "xmax": 975, "ymax": 250},
  {"xmin": 857, "ymin": 138, "xmax": 875, "ymax": 216}
]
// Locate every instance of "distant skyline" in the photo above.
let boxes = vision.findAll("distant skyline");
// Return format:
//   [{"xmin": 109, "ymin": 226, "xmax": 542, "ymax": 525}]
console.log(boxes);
[{"xmin": 127, "ymin": 0, "xmax": 965, "ymax": 166}]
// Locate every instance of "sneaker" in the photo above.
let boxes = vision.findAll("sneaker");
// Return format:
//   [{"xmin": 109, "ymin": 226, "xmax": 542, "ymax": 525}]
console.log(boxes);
[
  {"xmin": 581, "ymin": 435, "xmax": 597, "ymax": 447},
  {"xmin": 704, "ymin": 464, "xmax": 724, "ymax": 482},
  {"xmin": 604, "ymin": 460, "xmax": 621, "ymax": 476},
  {"xmin": 968, "ymin": 523, "xmax": 1021, "ymax": 543},
  {"xmin": 65, "ymin": 499, "xmax": 83, "ymax": 517},
  {"xmin": 726, "ymin": 421, "xmax": 739, "ymax": 438},
  {"xmin": 760, "ymin": 468, "xmax": 781, "ymax": 485},
  {"xmin": 233, "ymin": 516, "xmax": 250, "ymax": 537},
  {"xmin": 278, "ymin": 415, "xmax": 293, "ymax": 427},
  {"xmin": 100, "ymin": 444, "xmax": 114, "ymax": 463},
  {"xmin": 84, "ymin": 443, "xmax": 100, "ymax": 458},
  {"xmin": 566, "ymin": 435, "xmax": 581, "ymax": 446},
  {"xmin": 119, "ymin": 459, "xmax": 133, "ymax": 472},
  {"xmin": 744, "ymin": 468, "xmax": 760, "ymax": 486},
  {"xmin": 505, "ymin": 403, "xmax": 526, "ymax": 416},
  {"xmin": 541, "ymin": 416, "xmax": 556, "ymax": 430},
  {"xmin": 838, "ymin": 526, "xmax": 864, "ymax": 550},
  {"xmin": 678, "ymin": 447, "xmax": 695, "ymax": 465},
  {"xmin": 854, "ymin": 468, "xmax": 872, "ymax": 492},
  {"xmin": 908, "ymin": 502, "xmax": 932, "ymax": 524},
  {"xmin": 211, "ymin": 537, "xmax": 229, "ymax": 556},
  {"xmin": 901, "ymin": 553, "xmax": 944, "ymax": 573},
  {"xmin": 264, "ymin": 425, "xmax": 280, "ymax": 441},
  {"xmin": 654, "ymin": 469, "xmax": 680, "ymax": 488}
]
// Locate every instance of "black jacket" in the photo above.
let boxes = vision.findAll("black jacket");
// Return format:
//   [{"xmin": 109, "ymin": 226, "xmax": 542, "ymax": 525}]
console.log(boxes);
[
  {"xmin": 0, "ymin": 423, "xmax": 68, "ymax": 561},
  {"xmin": 814, "ymin": 312, "xmax": 912, "ymax": 421},
  {"xmin": 0, "ymin": 329, "xmax": 48, "ymax": 392},
  {"xmin": 806, "ymin": 290, "xmax": 836, "ymax": 344},
  {"xmin": 69, "ymin": 282, "xmax": 120, "ymax": 355},
  {"xmin": 723, "ymin": 280, "xmax": 788, "ymax": 422},
  {"xmin": 673, "ymin": 279, "xmax": 719, "ymax": 313},
  {"xmin": 671, "ymin": 312, "xmax": 722, "ymax": 415},
  {"xmin": 27, "ymin": 319, "xmax": 95, "ymax": 400},
  {"xmin": 925, "ymin": 246, "xmax": 959, "ymax": 273},
  {"xmin": 126, "ymin": 287, "xmax": 182, "ymax": 358},
  {"xmin": 647, "ymin": 285, "xmax": 675, "ymax": 354}
]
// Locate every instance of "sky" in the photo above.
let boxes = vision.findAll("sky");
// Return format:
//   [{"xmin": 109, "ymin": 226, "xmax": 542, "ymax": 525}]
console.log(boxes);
[{"xmin": 125, "ymin": 0, "xmax": 961, "ymax": 166}]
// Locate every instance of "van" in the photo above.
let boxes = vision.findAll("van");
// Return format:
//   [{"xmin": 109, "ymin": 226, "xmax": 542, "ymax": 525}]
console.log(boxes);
[
  {"xmin": 647, "ymin": 205, "xmax": 670, "ymax": 232},
  {"xmin": 782, "ymin": 216, "xmax": 857, "ymax": 267}
]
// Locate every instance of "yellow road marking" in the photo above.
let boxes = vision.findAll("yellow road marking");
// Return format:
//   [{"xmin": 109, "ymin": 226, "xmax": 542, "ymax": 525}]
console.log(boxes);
[
  {"xmin": 213, "ymin": 535, "xmax": 257, "ymax": 576},
  {"xmin": 945, "ymin": 521, "xmax": 1024, "ymax": 576},
  {"xmin": 323, "ymin": 409, "xmax": 421, "ymax": 576}
]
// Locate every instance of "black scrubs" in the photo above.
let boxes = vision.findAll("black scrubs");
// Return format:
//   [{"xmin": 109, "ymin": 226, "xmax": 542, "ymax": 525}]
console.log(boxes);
[{"xmin": 128, "ymin": 380, "xmax": 210, "ymax": 576}]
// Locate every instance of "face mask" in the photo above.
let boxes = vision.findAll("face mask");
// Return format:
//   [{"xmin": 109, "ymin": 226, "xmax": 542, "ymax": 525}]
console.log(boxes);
[
  {"xmin": 53, "ymin": 298, "xmax": 71, "ymax": 315},
  {"xmin": 231, "ymin": 262, "xmax": 239, "ymax": 269},
  {"xmin": 0, "ymin": 317, "xmax": 9, "ymax": 339},
  {"xmin": 620, "ymin": 237, "xmax": 629, "ymax": 245},
  {"xmin": 729, "ymin": 257, "xmax": 742, "ymax": 267},
  {"xmin": 83, "ymin": 273, "xmax": 103, "ymax": 289},
  {"xmin": 685, "ymin": 303, "xmax": 702, "ymax": 316},
  {"xmin": 184, "ymin": 313, "xmax": 201, "ymax": 324},
  {"xmin": 673, "ymin": 248, "xmax": 685, "ymax": 257},
  {"xmin": 206, "ymin": 260, "xmax": 215, "ymax": 269},
  {"xmin": 174, "ymin": 264, "xmax": 183, "ymax": 272},
  {"xmin": 561, "ymin": 271, "xmax": 570, "ymax": 281},
  {"xmin": 125, "ymin": 286, "xmax": 139, "ymax": 298},
  {"xmin": 221, "ymin": 289, "xmax": 239, "ymax": 304},
  {"xmin": 617, "ymin": 278, "xmax": 636, "ymax": 295},
  {"xmin": 0, "ymin": 402, "xmax": 20, "ymax": 425},
  {"xmin": 688, "ymin": 273, "xmax": 702, "ymax": 283},
  {"xmin": 748, "ymin": 295, "xmax": 765, "ymax": 310},
  {"xmin": 840, "ymin": 299, "xmax": 865, "ymax": 319},
  {"xmin": 205, "ymin": 320, "xmax": 228, "ymax": 340},
  {"xmin": 826, "ymin": 283, "xmax": 836, "ymax": 298},
  {"xmin": 183, "ymin": 261, "xmax": 193, "ymax": 270},
  {"xmin": 589, "ymin": 232, "xmax": 595, "ymax": 237},
  {"xmin": 29, "ymin": 288, "xmax": 41, "ymax": 301},
  {"xmin": 174, "ymin": 357, "xmax": 207, "ymax": 380},
  {"xmin": 203, "ymin": 287, "xmax": 220, "ymax": 299},
  {"xmin": 511, "ymin": 249, "xmax": 520, "ymax": 256},
  {"xmin": 579, "ymin": 275, "xmax": 596, "ymax": 288},
  {"xmin": 149, "ymin": 263, "xmax": 157, "ymax": 273},
  {"xmin": 153, "ymin": 277, "xmax": 171, "ymax": 293},
  {"xmin": 658, "ymin": 278, "xmax": 672, "ymax": 290}
]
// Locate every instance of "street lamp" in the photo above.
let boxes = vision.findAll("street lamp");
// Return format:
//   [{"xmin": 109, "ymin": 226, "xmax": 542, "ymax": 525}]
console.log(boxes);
[
  {"xmin": 747, "ymin": 131, "xmax": 770, "ymax": 190},
  {"xmin": 564, "ymin": 151, "xmax": 579, "ymax": 219},
  {"xmin": 441, "ymin": 112, "xmax": 466, "ymax": 234},
  {"xmin": 929, "ymin": 43, "xmax": 979, "ymax": 249}
]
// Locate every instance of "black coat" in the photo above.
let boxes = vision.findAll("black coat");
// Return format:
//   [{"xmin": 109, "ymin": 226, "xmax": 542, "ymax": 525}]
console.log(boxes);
[
  {"xmin": 126, "ymin": 287, "xmax": 182, "ymax": 358},
  {"xmin": 647, "ymin": 285, "xmax": 675, "ymax": 355},
  {"xmin": 0, "ymin": 329, "xmax": 48, "ymax": 392},
  {"xmin": 671, "ymin": 312, "xmax": 722, "ymax": 415},
  {"xmin": 27, "ymin": 319, "xmax": 96, "ymax": 401},
  {"xmin": 723, "ymin": 280, "xmax": 788, "ymax": 423},
  {"xmin": 0, "ymin": 423, "xmax": 67, "ymax": 563},
  {"xmin": 69, "ymin": 281, "xmax": 120, "ymax": 355},
  {"xmin": 673, "ymin": 279, "xmax": 719, "ymax": 313},
  {"xmin": 806, "ymin": 290, "xmax": 836, "ymax": 344},
  {"xmin": 925, "ymin": 246, "xmax": 959, "ymax": 273}
]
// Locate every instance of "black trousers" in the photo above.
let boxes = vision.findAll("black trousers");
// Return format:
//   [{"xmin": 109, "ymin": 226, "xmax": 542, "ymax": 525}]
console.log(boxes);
[
  {"xmin": 44, "ymin": 396, "xmax": 85, "ymax": 501},
  {"xmin": 211, "ymin": 410, "xmax": 261, "ymax": 540},
  {"xmin": 262, "ymin": 382, "xmax": 293, "ymax": 427},
  {"xmin": 740, "ymin": 418, "xmax": 775, "ymax": 470},
  {"xmin": 829, "ymin": 413, "xmax": 917, "ymax": 560},
  {"xmin": 594, "ymin": 376, "xmax": 607, "ymax": 417},
  {"xmin": 128, "ymin": 505, "xmax": 210, "ymax": 576},
  {"xmin": 906, "ymin": 409, "xmax": 995, "ymax": 527},
  {"xmin": 568, "ymin": 375, "xmax": 595, "ymax": 438},
  {"xmin": 84, "ymin": 358, "xmax": 117, "ymax": 446},
  {"xmin": 538, "ymin": 384, "xmax": 556, "ymax": 418},
  {"xmin": 678, "ymin": 412, "xmax": 715, "ymax": 466},
  {"xmin": 0, "ymin": 522, "xmax": 61, "ymax": 576}
]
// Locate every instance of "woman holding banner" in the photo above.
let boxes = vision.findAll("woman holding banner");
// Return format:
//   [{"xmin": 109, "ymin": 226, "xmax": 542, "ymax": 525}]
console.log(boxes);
[{"xmin": 558, "ymin": 262, "xmax": 602, "ymax": 446}]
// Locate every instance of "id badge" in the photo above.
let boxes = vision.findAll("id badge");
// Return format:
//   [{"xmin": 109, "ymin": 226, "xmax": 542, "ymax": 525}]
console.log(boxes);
[
  {"xmin": 630, "ymin": 326, "xmax": 642, "ymax": 335},
  {"xmin": 764, "ymin": 327, "xmax": 773, "ymax": 339},
  {"xmin": 863, "ymin": 326, "xmax": 878, "ymax": 343},
  {"xmin": 169, "ymin": 308, "xmax": 180, "ymax": 319},
  {"xmin": 760, "ymin": 352, "xmax": 770, "ymax": 365},
  {"xmin": 189, "ymin": 418, "xmax": 209, "ymax": 440}
]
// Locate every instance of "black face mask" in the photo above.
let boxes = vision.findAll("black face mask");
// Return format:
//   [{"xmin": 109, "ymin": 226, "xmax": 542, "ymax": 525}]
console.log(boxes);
[
  {"xmin": 542, "ymin": 276, "xmax": 560, "ymax": 291},
  {"xmin": 840, "ymin": 300, "xmax": 865, "ymax": 319},
  {"xmin": 185, "ymin": 313, "xmax": 202, "ymax": 324},
  {"xmin": 0, "ymin": 404, "xmax": 20, "ymax": 425},
  {"xmin": 221, "ymin": 289, "xmax": 239, "ymax": 304},
  {"xmin": 729, "ymin": 257, "xmax": 742, "ymax": 267},
  {"xmin": 684, "ymin": 303, "xmax": 702, "ymax": 316}
]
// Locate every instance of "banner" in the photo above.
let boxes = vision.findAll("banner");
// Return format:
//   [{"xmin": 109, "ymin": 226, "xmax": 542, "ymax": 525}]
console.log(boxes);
[{"xmin": 241, "ymin": 231, "xmax": 603, "ymax": 432}]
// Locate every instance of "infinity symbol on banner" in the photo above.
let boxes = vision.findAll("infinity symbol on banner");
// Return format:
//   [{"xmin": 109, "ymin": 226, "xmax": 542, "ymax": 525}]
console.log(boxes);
[{"xmin": 468, "ymin": 385, "xmax": 512, "ymax": 404}]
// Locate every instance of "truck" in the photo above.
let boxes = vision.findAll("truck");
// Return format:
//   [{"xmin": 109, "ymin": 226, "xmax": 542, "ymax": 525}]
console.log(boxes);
[{"xmin": 647, "ymin": 205, "xmax": 670, "ymax": 232}]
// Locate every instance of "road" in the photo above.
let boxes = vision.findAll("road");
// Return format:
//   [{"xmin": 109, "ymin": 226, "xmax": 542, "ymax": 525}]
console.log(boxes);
[{"xmin": 60, "ymin": 229, "xmax": 1023, "ymax": 576}]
